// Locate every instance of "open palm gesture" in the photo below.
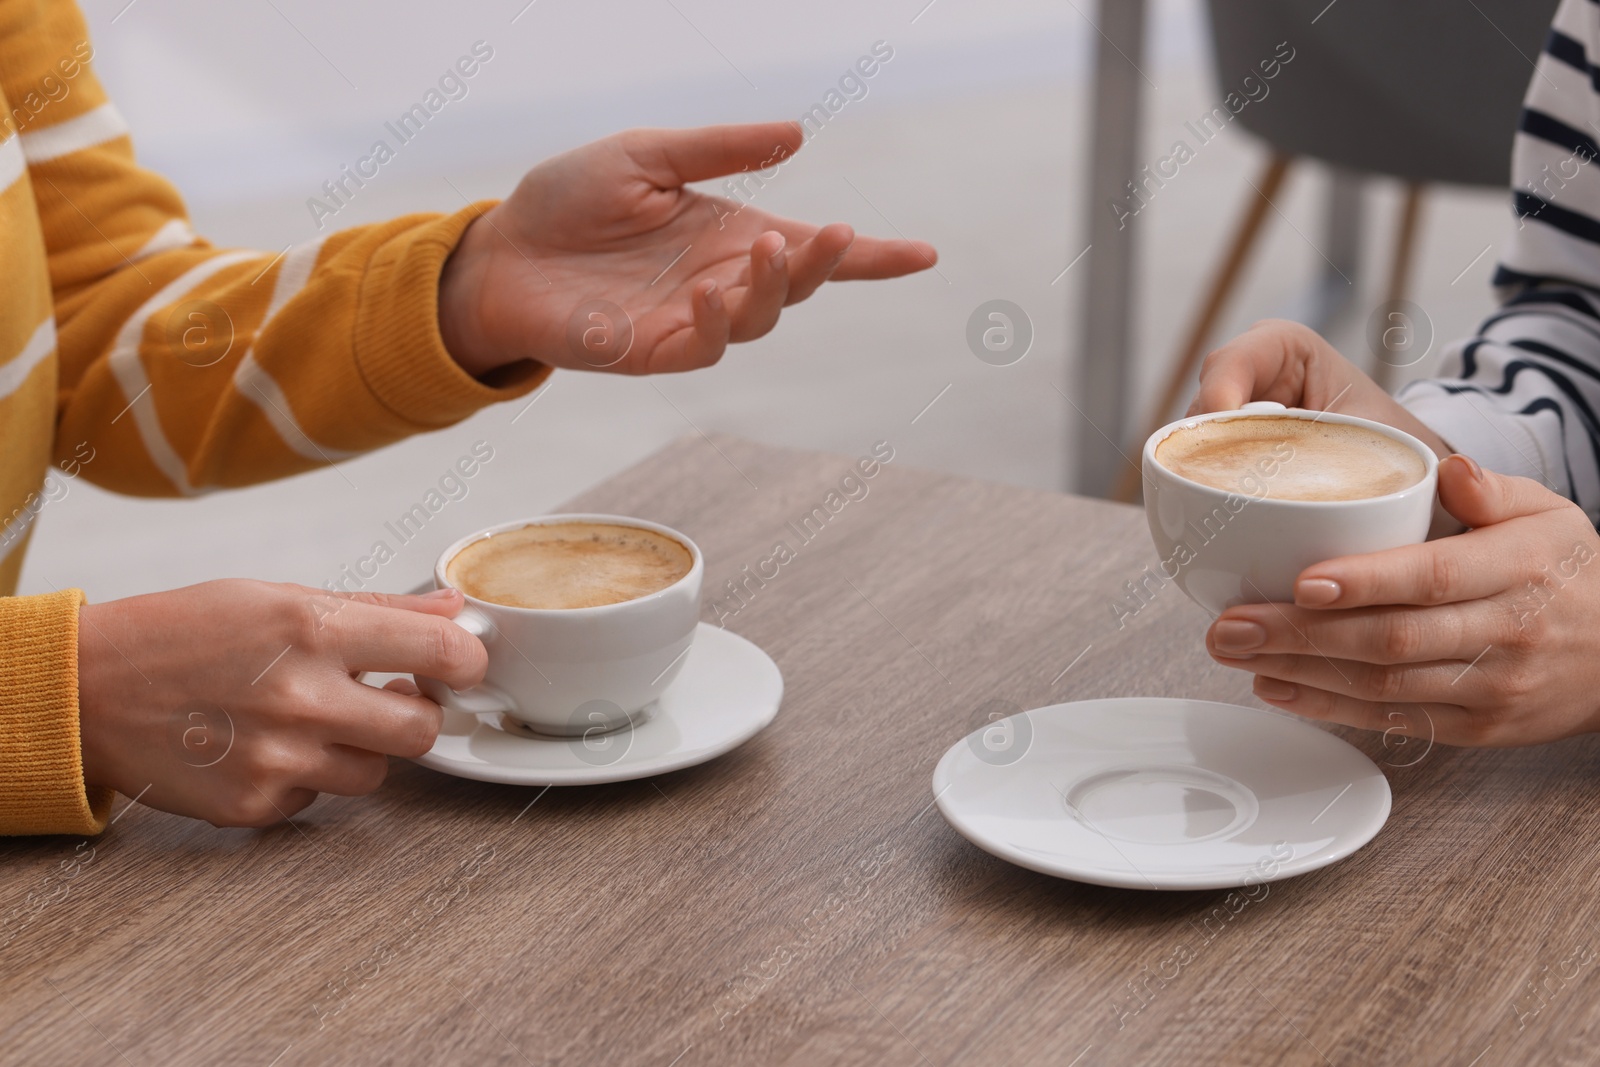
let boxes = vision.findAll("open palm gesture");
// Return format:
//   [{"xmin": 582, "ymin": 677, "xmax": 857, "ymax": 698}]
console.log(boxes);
[{"xmin": 438, "ymin": 121, "xmax": 939, "ymax": 376}]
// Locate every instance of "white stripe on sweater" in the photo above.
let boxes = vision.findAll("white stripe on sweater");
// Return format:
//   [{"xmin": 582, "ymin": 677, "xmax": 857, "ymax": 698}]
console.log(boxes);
[
  {"xmin": 1549, "ymin": 0, "xmax": 1600, "ymax": 52},
  {"xmin": 1515, "ymin": 134, "xmax": 1600, "ymax": 216},
  {"xmin": 20, "ymin": 102, "xmax": 130, "ymax": 163},
  {"xmin": 0, "ymin": 135, "xmax": 24, "ymax": 192},
  {"xmin": 231, "ymin": 238, "xmax": 358, "ymax": 462},
  {"xmin": 0, "ymin": 318, "xmax": 55, "ymax": 402},
  {"xmin": 108, "ymin": 250, "xmax": 258, "ymax": 495},
  {"xmin": 1526, "ymin": 50, "xmax": 1594, "ymax": 121},
  {"xmin": 132, "ymin": 218, "xmax": 199, "ymax": 261}
]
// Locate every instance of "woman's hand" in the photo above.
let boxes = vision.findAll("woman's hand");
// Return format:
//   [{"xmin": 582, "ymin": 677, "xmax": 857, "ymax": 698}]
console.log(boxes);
[
  {"xmin": 77, "ymin": 581, "xmax": 486, "ymax": 827},
  {"xmin": 1206, "ymin": 455, "xmax": 1600, "ymax": 747},
  {"xmin": 437, "ymin": 121, "xmax": 939, "ymax": 377},
  {"xmin": 1190, "ymin": 319, "xmax": 1452, "ymax": 460}
]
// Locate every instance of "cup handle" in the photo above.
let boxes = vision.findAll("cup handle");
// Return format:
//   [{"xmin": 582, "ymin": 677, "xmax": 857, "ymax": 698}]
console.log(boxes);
[
  {"xmin": 414, "ymin": 606, "xmax": 515, "ymax": 716},
  {"xmin": 1239, "ymin": 400, "xmax": 1287, "ymax": 413}
]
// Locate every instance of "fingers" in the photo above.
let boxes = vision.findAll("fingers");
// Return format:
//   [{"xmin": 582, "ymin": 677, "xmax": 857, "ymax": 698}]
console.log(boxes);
[
  {"xmin": 267, "ymin": 787, "xmax": 320, "ymax": 824},
  {"xmin": 1186, "ymin": 319, "xmax": 1369, "ymax": 416},
  {"xmin": 626, "ymin": 122, "xmax": 804, "ymax": 187},
  {"xmin": 1436, "ymin": 454, "xmax": 1572, "ymax": 529},
  {"xmin": 638, "ymin": 221, "xmax": 929, "ymax": 369},
  {"xmin": 216, "ymin": 784, "xmax": 318, "ymax": 829},
  {"xmin": 761, "ymin": 211, "xmax": 935, "ymax": 280},
  {"xmin": 242, "ymin": 747, "xmax": 389, "ymax": 810},
  {"xmin": 725, "ymin": 231, "xmax": 789, "ymax": 343},
  {"xmin": 1211, "ymin": 649, "xmax": 1478, "ymax": 706},
  {"xmin": 829, "ymin": 235, "xmax": 939, "ymax": 280},
  {"xmin": 320, "ymin": 681, "xmax": 445, "ymax": 758},
  {"xmin": 1186, "ymin": 320, "xmax": 1307, "ymax": 415},
  {"xmin": 295, "ymin": 585, "xmax": 465, "ymax": 620},
  {"xmin": 1293, "ymin": 538, "xmax": 1505, "ymax": 610},
  {"xmin": 639, "ymin": 280, "xmax": 731, "ymax": 373},
  {"xmin": 1183, "ymin": 322, "xmax": 1456, "ymax": 461},
  {"xmin": 291, "ymin": 585, "xmax": 467, "ymax": 627},
  {"xmin": 207, "ymin": 677, "xmax": 435, "ymax": 826},
  {"xmin": 1207, "ymin": 600, "xmax": 1501, "ymax": 665},
  {"xmin": 783, "ymin": 223, "xmax": 854, "ymax": 303},
  {"xmin": 320, "ymin": 599, "xmax": 487, "ymax": 690},
  {"xmin": 303, "ymin": 747, "xmax": 392, "ymax": 797},
  {"xmin": 1245, "ymin": 677, "xmax": 1482, "ymax": 746},
  {"xmin": 1295, "ymin": 496, "xmax": 1588, "ymax": 611}
]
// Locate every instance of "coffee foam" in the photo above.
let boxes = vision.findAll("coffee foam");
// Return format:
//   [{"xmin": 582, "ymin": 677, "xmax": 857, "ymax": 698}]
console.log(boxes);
[
  {"xmin": 1154, "ymin": 415, "xmax": 1426, "ymax": 501},
  {"xmin": 447, "ymin": 522, "xmax": 693, "ymax": 610}
]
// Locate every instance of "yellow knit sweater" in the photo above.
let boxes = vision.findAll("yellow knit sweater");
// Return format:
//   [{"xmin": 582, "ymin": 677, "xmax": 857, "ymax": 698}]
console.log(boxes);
[{"xmin": 1, "ymin": 0, "xmax": 546, "ymax": 834}]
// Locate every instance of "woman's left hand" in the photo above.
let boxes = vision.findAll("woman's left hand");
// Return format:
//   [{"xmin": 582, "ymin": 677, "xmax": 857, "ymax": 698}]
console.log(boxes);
[{"xmin": 1206, "ymin": 454, "xmax": 1600, "ymax": 747}]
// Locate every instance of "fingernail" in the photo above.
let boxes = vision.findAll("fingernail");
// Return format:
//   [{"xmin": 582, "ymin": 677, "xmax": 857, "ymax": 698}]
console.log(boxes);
[
  {"xmin": 1295, "ymin": 578, "xmax": 1341, "ymax": 607},
  {"xmin": 1454, "ymin": 453, "xmax": 1484, "ymax": 482},
  {"xmin": 704, "ymin": 281, "xmax": 722, "ymax": 311},
  {"xmin": 423, "ymin": 587, "xmax": 457, "ymax": 599},
  {"xmin": 1256, "ymin": 678, "xmax": 1298, "ymax": 702},
  {"xmin": 768, "ymin": 237, "xmax": 787, "ymax": 267},
  {"xmin": 1212, "ymin": 620, "xmax": 1266, "ymax": 653}
]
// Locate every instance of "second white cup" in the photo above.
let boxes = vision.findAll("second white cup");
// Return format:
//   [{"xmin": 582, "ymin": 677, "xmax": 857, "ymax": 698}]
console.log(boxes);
[{"xmin": 1142, "ymin": 402, "xmax": 1439, "ymax": 615}]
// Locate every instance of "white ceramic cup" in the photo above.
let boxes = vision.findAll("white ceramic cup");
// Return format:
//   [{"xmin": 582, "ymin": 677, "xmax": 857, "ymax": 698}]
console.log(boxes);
[
  {"xmin": 1142, "ymin": 402, "xmax": 1439, "ymax": 615},
  {"xmin": 414, "ymin": 513, "xmax": 703, "ymax": 736}
]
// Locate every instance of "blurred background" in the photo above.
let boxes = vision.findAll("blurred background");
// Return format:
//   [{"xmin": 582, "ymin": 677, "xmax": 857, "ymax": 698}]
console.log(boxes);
[{"xmin": 22, "ymin": 0, "xmax": 1517, "ymax": 602}]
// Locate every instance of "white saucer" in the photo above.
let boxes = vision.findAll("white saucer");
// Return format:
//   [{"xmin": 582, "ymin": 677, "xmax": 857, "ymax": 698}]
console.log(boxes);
[
  {"xmin": 932, "ymin": 697, "xmax": 1391, "ymax": 891},
  {"xmin": 361, "ymin": 623, "xmax": 783, "ymax": 786}
]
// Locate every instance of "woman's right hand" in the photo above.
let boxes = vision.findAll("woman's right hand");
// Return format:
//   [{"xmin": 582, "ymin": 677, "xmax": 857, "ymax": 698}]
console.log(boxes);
[
  {"xmin": 1189, "ymin": 319, "xmax": 1453, "ymax": 460},
  {"xmin": 76, "ymin": 580, "xmax": 488, "ymax": 828}
]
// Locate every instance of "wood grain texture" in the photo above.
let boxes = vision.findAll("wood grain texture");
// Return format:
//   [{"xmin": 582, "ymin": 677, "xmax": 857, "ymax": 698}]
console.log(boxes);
[{"xmin": 3, "ymin": 433, "xmax": 1598, "ymax": 1066}]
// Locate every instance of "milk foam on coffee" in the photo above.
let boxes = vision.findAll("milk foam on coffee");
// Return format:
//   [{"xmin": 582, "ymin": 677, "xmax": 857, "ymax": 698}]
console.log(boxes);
[
  {"xmin": 1155, "ymin": 415, "xmax": 1426, "ymax": 501},
  {"xmin": 447, "ymin": 522, "xmax": 693, "ymax": 609}
]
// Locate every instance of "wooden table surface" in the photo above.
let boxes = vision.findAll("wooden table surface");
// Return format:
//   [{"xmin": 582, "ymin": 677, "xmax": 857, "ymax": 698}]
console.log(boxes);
[{"xmin": 5, "ymin": 434, "xmax": 1599, "ymax": 1066}]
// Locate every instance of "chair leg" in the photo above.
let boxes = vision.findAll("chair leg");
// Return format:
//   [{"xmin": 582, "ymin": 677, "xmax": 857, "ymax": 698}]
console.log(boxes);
[
  {"xmin": 1372, "ymin": 182, "xmax": 1425, "ymax": 393},
  {"xmin": 1111, "ymin": 152, "xmax": 1293, "ymax": 504}
]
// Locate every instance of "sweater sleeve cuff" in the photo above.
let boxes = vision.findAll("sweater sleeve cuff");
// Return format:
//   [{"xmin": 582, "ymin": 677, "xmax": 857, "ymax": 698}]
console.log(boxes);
[
  {"xmin": 0, "ymin": 589, "xmax": 113, "ymax": 836},
  {"xmin": 352, "ymin": 199, "xmax": 551, "ymax": 428},
  {"xmin": 1398, "ymin": 386, "xmax": 1556, "ymax": 486}
]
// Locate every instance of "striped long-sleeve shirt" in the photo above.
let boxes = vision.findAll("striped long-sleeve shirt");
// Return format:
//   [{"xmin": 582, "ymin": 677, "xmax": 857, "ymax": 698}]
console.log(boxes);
[
  {"xmin": 1400, "ymin": 0, "xmax": 1600, "ymax": 523},
  {"xmin": 0, "ymin": 0, "xmax": 547, "ymax": 834}
]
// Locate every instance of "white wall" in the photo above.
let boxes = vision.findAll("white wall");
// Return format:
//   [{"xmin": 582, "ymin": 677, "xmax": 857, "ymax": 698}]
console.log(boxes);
[{"xmin": 98, "ymin": 0, "xmax": 1068, "ymax": 210}]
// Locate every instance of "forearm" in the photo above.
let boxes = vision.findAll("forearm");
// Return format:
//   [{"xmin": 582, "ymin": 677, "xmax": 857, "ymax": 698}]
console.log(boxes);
[{"xmin": 54, "ymin": 205, "xmax": 549, "ymax": 497}]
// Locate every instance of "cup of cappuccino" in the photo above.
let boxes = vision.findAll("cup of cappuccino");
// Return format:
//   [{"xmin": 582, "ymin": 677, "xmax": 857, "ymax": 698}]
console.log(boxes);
[
  {"xmin": 1141, "ymin": 402, "xmax": 1438, "ymax": 615},
  {"xmin": 415, "ymin": 514, "xmax": 702, "ymax": 736}
]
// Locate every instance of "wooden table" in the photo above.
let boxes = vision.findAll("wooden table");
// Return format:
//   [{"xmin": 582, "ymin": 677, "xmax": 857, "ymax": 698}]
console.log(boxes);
[{"xmin": 5, "ymin": 434, "xmax": 1598, "ymax": 1066}]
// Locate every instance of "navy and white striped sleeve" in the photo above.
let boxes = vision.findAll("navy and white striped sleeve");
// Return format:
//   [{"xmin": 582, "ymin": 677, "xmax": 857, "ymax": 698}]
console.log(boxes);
[{"xmin": 1398, "ymin": 0, "xmax": 1600, "ymax": 524}]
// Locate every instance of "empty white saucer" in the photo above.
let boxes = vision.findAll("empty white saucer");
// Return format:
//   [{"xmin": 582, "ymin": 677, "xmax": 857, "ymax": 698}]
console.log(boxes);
[
  {"xmin": 361, "ymin": 623, "xmax": 783, "ymax": 786},
  {"xmin": 932, "ymin": 697, "xmax": 1391, "ymax": 890}
]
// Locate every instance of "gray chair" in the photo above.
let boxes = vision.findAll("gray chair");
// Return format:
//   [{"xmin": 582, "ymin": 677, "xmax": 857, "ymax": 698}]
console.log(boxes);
[{"xmin": 1114, "ymin": 0, "xmax": 1561, "ymax": 502}]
